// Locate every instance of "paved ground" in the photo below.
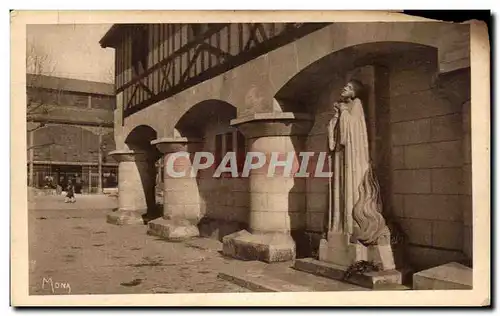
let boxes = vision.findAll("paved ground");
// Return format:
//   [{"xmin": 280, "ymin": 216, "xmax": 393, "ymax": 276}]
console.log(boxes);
[
  {"xmin": 28, "ymin": 194, "xmax": 119, "ymax": 211},
  {"xmin": 28, "ymin": 195, "xmax": 364, "ymax": 295}
]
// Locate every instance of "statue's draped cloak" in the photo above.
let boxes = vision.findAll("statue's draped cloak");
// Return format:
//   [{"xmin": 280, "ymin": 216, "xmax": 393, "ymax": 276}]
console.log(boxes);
[
  {"xmin": 328, "ymin": 98, "xmax": 389, "ymax": 244},
  {"xmin": 338, "ymin": 98, "xmax": 370, "ymax": 234}
]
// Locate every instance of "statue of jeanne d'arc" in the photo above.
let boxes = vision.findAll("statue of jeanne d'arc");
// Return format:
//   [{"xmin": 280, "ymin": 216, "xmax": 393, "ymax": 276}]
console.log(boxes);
[{"xmin": 326, "ymin": 79, "xmax": 391, "ymax": 246}]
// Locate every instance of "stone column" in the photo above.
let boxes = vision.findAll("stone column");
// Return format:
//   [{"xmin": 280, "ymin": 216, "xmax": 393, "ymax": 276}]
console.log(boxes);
[
  {"xmin": 222, "ymin": 113, "xmax": 313, "ymax": 262},
  {"xmin": 147, "ymin": 137, "xmax": 203, "ymax": 241},
  {"xmin": 106, "ymin": 149, "xmax": 156, "ymax": 225}
]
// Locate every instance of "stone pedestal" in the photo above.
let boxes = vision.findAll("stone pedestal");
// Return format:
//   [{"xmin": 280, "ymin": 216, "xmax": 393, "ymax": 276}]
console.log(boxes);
[
  {"xmin": 294, "ymin": 258, "xmax": 403, "ymax": 289},
  {"xmin": 106, "ymin": 149, "xmax": 156, "ymax": 225},
  {"xmin": 147, "ymin": 137, "xmax": 202, "ymax": 240},
  {"xmin": 297, "ymin": 231, "xmax": 403, "ymax": 288},
  {"xmin": 319, "ymin": 232, "xmax": 396, "ymax": 271},
  {"xmin": 222, "ymin": 112, "xmax": 313, "ymax": 262}
]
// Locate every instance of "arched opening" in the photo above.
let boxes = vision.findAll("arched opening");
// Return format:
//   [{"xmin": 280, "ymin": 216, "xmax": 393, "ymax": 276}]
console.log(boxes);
[
  {"xmin": 125, "ymin": 125, "xmax": 159, "ymax": 152},
  {"xmin": 124, "ymin": 124, "xmax": 162, "ymax": 220},
  {"xmin": 274, "ymin": 41, "xmax": 439, "ymax": 262},
  {"xmin": 174, "ymin": 99, "xmax": 248, "ymax": 240},
  {"xmin": 275, "ymin": 41, "xmax": 438, "ymax": 114}
]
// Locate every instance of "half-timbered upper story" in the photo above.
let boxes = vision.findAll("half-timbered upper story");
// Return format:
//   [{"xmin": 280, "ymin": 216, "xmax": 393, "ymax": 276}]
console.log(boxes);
[{"xmin": 99, "ymin": 23, "xmax": 330, "ymax": 117}]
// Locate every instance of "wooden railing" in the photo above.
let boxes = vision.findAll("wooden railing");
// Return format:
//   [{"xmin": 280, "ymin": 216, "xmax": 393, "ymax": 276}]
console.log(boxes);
[{"xmin": 117, "ymin": 23, "xmax": 330, "ymax": 117}]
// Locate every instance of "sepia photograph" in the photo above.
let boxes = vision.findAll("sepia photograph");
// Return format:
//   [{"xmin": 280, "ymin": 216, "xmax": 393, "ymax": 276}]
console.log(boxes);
[{"xmin": 10, "ymin": 10, "xmax": 490, "ymax": 306}]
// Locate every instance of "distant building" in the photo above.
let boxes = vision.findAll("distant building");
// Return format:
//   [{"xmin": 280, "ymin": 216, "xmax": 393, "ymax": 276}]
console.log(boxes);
[{"xmin": 27, "ymin": 74, "xmax": 118, "ymax": 193}]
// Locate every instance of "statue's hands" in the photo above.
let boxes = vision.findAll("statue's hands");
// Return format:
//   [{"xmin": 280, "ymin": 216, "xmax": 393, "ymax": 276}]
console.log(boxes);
[
  {"xmin": 336, "ymin": 102, "xmax": 349, "ymax": 112},
  {"xmin": 327, "ymin": 118, "xmax": 336, "ymax": 152},
  {"xmin": 328, "ymin": 137, "xmax": 336, "ymax": 152},
  {"xmin": 334, "ymin": 143, "xmax": 345, "ymax": 152}
]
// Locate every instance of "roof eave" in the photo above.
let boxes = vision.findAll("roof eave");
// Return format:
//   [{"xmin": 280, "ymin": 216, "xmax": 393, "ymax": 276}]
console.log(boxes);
[{"xmin": 99, "ymin": 24, "xmax": 122, "ymax": 48}]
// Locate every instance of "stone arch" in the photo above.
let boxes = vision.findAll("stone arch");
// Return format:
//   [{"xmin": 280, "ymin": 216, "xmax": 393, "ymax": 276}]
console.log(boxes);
[
  {"xmin": 173, "ymin": 99, "xmax": 237, "ymax": 138},
  {"xmin": 266, "ymin": 21, "xmax": 468, "ymax": 105},
  {"xmin": 172, "ymin": 99, "xmax": 248, "ymax": 239},
  {"xmin": 122, "ymin": 124, "xmax": 161, "ymax": 218},
  {"xmin": 272, "ymin": 41, "xmax": 439, "ymax": 259},
  {"xmin": 274, "ymin": 41, "xmax": 438, "ymax": 113},
  {"xmin": 125, "ymin": 124, "xmax": 160, "ymax": 155}
]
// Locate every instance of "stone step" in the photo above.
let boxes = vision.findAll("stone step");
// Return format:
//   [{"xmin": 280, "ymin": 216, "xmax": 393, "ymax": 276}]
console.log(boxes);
[
  {"xmin": 218, "ymin": 260, "xmax": 366, "ymax": 292},
  {"xmin": 413, "ymin": 262, "xmax": 472, "ymax": 290},
  {"xmin": 294, "ymin": 258, "xmax": 406, "ymax": 290},
  {"xmin": 218, "ymin": 271, "xmax": 312, "ymax": 292}
]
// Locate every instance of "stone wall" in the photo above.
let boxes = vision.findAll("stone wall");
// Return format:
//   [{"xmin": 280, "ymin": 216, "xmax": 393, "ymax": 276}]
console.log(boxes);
[
  {"xmin": 301, "ymin": 50, "xmax": 471, "ymax": 269},
  {"xmin": 388, "ymin": 54, "xmax": 470, "ymax": 269},
  {"xmin": 462, "ymin": 101, "xmax": 472, "ymax": 260},
  {"xmin": 197, "ymin": 119, "xmax": 250, "ymax": 240}
]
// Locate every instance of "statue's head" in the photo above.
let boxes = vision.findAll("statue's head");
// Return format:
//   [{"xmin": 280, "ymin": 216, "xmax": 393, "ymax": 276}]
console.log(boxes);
[{"xmin": 341, "ymin": 79, "xmax": 364, "ymax": 99}]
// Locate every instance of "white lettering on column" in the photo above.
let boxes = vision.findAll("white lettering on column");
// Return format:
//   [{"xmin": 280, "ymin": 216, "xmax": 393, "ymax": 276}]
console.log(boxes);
[
  {"xmin": 267, "ymin": 152, "xmax": 294, "ymax": 177},
  {"xmin": 190, "ymin": 151, "xmax": 215, "ymax": 177},
  {"xmin": 241, "ymin": 152, "xmax": 266, "ymax": 178},
  {"xmin": 165, "ymin": 152, "xmax": 190, "ymax": 178},
  {"xmin": 213, "ymin": 152, "xmax": 239, "ymax": 178}
]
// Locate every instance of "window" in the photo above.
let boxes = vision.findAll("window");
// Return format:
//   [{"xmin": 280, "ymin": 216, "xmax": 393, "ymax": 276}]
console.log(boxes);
[{"xmin": 214, "ymin": 130, "xmax": 246, "ymax": 177}]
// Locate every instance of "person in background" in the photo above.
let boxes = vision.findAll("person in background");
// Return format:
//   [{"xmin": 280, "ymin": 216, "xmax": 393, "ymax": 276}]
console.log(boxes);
[
  {"xmin": 43, "ymin": 176, "xmax": 50, "ymax": 189},
  {"xmin": 46, "ymin": 175, "xmax": 55, "ymax": 189},
  {"xmin": 75, "ymin": 173, "xmax": 83, "ymax": 194},
  {"xmin": 64, "ymin": 180, "xmax": 76, "ymax": 203}
]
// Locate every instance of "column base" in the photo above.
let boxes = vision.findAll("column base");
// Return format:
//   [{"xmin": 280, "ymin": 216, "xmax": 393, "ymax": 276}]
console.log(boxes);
[
  {"xmin": 222, "ymin": 230, "xmax": 295, "ymax": 263},
  {"xmin": 106, "ymin": 210, "xmax": 146, "ymax": 225},
  {"xmin": 147, "ymin": 218, "xmax": 200, "ymax": 241}
]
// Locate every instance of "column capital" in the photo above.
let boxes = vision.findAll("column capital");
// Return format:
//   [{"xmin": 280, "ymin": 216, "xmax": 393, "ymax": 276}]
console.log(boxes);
[
  {"xmin": 150, "ymin": 137, "xmax": 202, "ymax": 154},
  {"xmin": 230, "ymin": 112, "xmax": 313, "ymax": 139},
  {"xmin": 108, "ymin": 149, "xmax": 150, "ymax": 162}
]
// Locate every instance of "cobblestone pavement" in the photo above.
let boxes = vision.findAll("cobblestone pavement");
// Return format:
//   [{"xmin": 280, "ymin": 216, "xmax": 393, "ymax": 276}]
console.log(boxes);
[
  {"xmin": 28, "ymin": 196, "xmax": 364, "ymax": 295},
  {"xmin": 28, "ymin": 205, "xmax": 249, "ymax": 295},
  {"xmin": 28, "ymin": 194, "xmax": 119, "ymax": 211}
]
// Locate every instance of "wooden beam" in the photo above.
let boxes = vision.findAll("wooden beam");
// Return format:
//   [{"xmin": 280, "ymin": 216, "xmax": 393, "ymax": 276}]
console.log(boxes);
[
  {"xmin": 160, "ymin": 62, "xmax": 173, "ymax": 91},
  {"xmin": 127, "ymin": 84, "xmax": 139, "ymax": 110},
  {"xmin": 116, "ymin": 24, "xmax": 228, "ymax": 93},
  {"xmin": 121, "ymin": 23, "xmax": 331, "ymax": 117},
  {"xmin": 255, "ymin": 23, "xmax": 269, "ymax": 42},
  {"xmin": 199, "ymin": 42, "xmax": 233, "ymax": 61},
  {"xmin": 138, "ymin": 78, "xmax": 154, "ymax": 97},
  {"xmin": 243, "ymin": 24, "xmax": 259, "ymax": 51},
  {"xmin": 180, "ymin": 47, "xmax": 202, "ymax": 84}
]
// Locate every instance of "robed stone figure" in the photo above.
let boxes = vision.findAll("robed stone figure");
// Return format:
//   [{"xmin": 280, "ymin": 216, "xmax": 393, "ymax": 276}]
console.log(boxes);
[{"xmin": 326, "ymin": 80, "xmax": 391, "ymax": 249}]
